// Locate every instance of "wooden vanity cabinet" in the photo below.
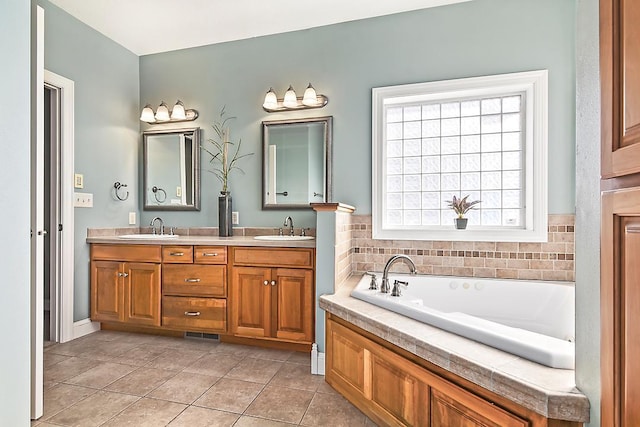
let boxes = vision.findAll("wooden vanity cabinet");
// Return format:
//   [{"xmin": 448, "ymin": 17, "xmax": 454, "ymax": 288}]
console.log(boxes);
[
  {"xmin": 230, "ymin": 247, "xmax": 314, "ymax": 346},
  {"xmin": 90, "ymin": 245, "xmax": 161, "ymax": 327}
]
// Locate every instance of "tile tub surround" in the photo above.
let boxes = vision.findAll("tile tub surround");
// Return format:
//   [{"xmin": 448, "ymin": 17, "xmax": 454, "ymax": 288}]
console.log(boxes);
[
  {"xmin": 38, "ymin": 330, "xmax": 374, "ymax": 426},
  {"xmin": 351, "ymin": 214, "xmax": 575, "ymax": 281},
  {"xmin": 319, "ymin": 275, "xmax": 590, "ymax": 423}
]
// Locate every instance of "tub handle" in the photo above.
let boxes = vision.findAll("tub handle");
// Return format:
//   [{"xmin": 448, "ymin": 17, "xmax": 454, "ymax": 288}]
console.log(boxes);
[
  {"xmin": 391, "ymin": 280, "xmax": 409, "ymax": 297},
  {"xmin": 364, "ymin": 271, "xmax": 378, "ymax": 290}
]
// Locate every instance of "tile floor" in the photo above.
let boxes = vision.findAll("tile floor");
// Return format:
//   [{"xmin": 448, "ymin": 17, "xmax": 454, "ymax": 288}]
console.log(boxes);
[{"xmin": 35, "ymin": 330, "xmax": 376, "ymax": 427}]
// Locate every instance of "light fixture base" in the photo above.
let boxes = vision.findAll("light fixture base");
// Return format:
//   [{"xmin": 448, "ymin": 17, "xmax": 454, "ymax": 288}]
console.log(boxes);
[{"xmin": 262, "ymin": 95, "xmax": 329, "ymax": 113}]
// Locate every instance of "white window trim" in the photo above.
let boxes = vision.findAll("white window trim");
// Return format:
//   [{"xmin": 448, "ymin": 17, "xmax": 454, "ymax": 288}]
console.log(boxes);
[{"xmin": 372, "ymin": 70, "xmax": 548, "ymax": 242}]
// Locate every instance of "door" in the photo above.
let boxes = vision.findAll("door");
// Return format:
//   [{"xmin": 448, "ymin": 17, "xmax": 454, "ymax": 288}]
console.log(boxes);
[
  {"xmin": 274, "ymin": 268, "xmax": 313, "ymax": 342},
  {"xmin": 231, "ymin": 266, "xmax": 271, "ymax": 338},
  {"xmin": 124, "ymin": 262, "xmax": 161, "ymax": 326},
  {"xmin": 90, "ymin": 261, "xmax": 123, "ymax": 323}
]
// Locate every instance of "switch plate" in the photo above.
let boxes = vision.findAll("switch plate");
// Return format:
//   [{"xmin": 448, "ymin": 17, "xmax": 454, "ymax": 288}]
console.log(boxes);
[
  {"xmin": 176, "ymin": 186, "xmax": 182, "ymax": 197},
  {"xmin": 74, "ymin": 173, "xmax": 84, "ymax": 189},
  {"xmin": 74, "ymin": 192, "xmax": 93, "ymax": 208},
  {"xmin": 232, "ymin": 211, "xmax": 239, "ymax": 225},
  {"xmin": 128, "ymin": 212, "xmax": 136, "ymax": 225}
]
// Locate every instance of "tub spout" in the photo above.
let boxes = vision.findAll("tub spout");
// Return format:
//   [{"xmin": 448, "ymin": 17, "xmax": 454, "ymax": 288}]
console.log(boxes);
[{"xmin": 381, "ymin": 255, "xmax": 417, "ymax": 293}]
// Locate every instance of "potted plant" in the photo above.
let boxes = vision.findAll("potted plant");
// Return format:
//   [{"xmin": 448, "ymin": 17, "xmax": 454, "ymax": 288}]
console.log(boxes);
[
  {"xmin": 201, "ymin": 107, "xmax": 253, "ymax": 236},
  {"xmin": 447, "ymin": 195, "xmax": 481, "ymax": 229}
]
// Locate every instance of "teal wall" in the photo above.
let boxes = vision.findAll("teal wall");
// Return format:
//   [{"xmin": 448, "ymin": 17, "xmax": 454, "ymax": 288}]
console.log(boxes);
[
  {"xmin": 140, "ymin": 0, "xmax": 576, "ymax": 230},
  {"xmin": 37, "ymin": 0, "xmax": 140, "ymax": 320},
  {"xmin": 575, "ymin": 0, "xmax": 600, "ymax": 424},
  {"xmin": 0, "ymin": 1, "xmax": 31, "ymax": 424}
]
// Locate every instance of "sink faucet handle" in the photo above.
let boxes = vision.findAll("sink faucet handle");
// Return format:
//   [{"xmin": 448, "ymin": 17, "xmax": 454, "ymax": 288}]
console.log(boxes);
[
  {"xmin": 391, "ymin": 279, "xmax": 409, "ymax": 297},
  {"xmin": 169, "ymin": 226, "xmax": 175, "ymax": 235},
  {"xmin": 364, "ymin": 272, "xmax": 378, "ymax": 290},
  {"xmin": 278, "ymin": 227, "xmax": 284, "ymax": 236}
]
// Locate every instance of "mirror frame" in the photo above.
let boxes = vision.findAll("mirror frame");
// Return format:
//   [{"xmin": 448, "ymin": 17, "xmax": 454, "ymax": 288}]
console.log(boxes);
[
  {"xmin": 262, "ymin": 116, "xmax": 332, "ymax": 209},
  {"xmin": 143, "ymin": 127, "xmax": 201, "ymax": 211}
]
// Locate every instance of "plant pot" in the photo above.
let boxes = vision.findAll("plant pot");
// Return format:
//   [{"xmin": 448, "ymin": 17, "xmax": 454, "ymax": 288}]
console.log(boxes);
[
  {"xmin": 454, "ymin": 218, "xmax": 468, "ymax": 230},
  {"xmin": 218, "ymin": 191, "xmax": 233, "ymax": 237}
]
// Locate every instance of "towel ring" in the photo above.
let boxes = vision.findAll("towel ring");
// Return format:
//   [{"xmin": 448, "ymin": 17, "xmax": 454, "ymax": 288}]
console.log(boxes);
[
  {"xmin": 152, "ymin": 186, "xmax": 167, "ymax": 203},
  {"xmin": 113, "ymin": 182, "xmax": 129, "ymax": 201}
]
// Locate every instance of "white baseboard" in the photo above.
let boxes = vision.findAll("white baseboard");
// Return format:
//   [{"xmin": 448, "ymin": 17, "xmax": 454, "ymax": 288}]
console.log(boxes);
[
  {"xmin": 73, "ymin": 318, "xmax": 100, "ymax": 339},
  {"xmin": 311, "ymin": 343, "xmax": 326, "ymax": 376}
]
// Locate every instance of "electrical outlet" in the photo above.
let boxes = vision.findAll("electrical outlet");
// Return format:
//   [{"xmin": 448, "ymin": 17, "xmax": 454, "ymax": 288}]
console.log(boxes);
[
  {"xmin": 74, "ymin": 192, "xmax": 93, "ymax": 208},
  {"xmin": 128, "ymin": 212, "xmax": 136, "ymax": 225},
  {"xmin": 232, "ymin": 211, "xmax": 239, "ymax": 225},
  {"xmin": 176, "ymin": 186, "xmax": 182, "ymax": 197},
  {"xmin": 74, "ymin": 173, "xmax": 84, "ymax": 189}
]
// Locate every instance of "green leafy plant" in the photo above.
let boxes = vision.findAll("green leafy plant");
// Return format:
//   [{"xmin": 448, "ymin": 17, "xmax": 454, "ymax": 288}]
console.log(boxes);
[
  {"xmin": 447, "ymin": 195, "xmax": 481, "ymax": 218},
  {"xmin": 201, "ymin": 106, "xmax": 253, "ymax": 194}
]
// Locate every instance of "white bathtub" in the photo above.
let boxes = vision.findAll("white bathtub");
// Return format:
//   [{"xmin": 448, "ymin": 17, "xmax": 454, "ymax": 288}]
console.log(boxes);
[{"xmin": 350, "ymin": 273, "xmax": 575, "ymax": 369}]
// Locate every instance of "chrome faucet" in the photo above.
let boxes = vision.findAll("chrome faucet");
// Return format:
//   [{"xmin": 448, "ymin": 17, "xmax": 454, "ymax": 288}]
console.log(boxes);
[
  {"xmin": 150, "ymin": 217, "xmax": 164, "ymax": 235},
  {"xmin": 283, "ymin": 216, "xmax": 294, "ymax": 236},
  {"xmin": 381, "ymin": 255, "xmax": 417, "ymax": 294}
]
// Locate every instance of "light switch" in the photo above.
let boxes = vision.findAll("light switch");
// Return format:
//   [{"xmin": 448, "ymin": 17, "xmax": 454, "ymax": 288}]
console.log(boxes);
[
  {"xmin": 74, "ymin": 192, "xmax": 93, "ymax": 208},
  {"xmin": 128, "ymin": 212, "xmax": 136, "ymax": 225},
  {"xmin": 232, "ymin": 211, "xmax": 239, "ymax": 225}
]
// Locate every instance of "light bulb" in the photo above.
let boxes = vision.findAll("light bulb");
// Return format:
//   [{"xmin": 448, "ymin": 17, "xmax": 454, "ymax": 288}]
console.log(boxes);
[
  {"xmin": 302, "ymin": 83, "xmax": 319, "ymax": 106},
  {"xmin": 155, "ymin": 101, "xmax": 170, "ymax": 121},
  {"xmin": 171, "ymin": 100, "xmax": 186, "ymax": 120},
  {"xmin": 140, "ymin": 104, "xmax": 156, "ymax": 123},
  {"xmin": 283, "ymin": 85, "xmax": 298, "ymax": 109},
  {"xmin": 263, "ymin": 88, "xmax": 278, "ymax": 110}
]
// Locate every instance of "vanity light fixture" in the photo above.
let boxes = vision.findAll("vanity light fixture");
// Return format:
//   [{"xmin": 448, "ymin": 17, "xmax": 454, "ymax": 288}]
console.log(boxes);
[
  {"xmin": 262, "ymin": 83, "xmax": 329, "ymax": 112},
  {"xmin": 140, "ymin": 100, "xmax": 199, "ymax": 124}
]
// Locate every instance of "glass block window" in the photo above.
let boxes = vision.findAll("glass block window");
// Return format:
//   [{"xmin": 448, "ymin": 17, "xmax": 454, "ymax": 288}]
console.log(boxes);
[{"xmin": 372, "ymin": 71, "xmax": 548, "ymax": 242}]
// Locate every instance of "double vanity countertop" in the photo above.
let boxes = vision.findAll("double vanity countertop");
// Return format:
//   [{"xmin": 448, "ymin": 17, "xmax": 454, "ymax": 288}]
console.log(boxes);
[{"xmin": 86, "ymin": 227, "xmax": 316, "ymax": 248}]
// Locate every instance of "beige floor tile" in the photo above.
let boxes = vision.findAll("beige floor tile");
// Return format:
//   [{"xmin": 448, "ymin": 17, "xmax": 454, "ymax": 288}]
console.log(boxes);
[
  {"xmin": 315, "ymin": 379, "xmax": 338, "ymax": 395},
  {"xmin": 44, "ymin": 353, "xmax": 71, "ymax": 369},
  {"xmin": 147, "ymin": 371, "xmax": 219, "ymax": 404},
  {"xmin": 286, "ymin": 351, "xmax": 312, "ymax": 366},
  {"xmin": 268, "ymin": 363, "xmax": 324, "ymax": 392},
  {"xmin": 247, "ymin": 347, "xmax": 293, "ymax": 362},
  {"xmin": 100, "ymin": 397, "xmax": 187, "ymax": 427},
  {"xmin": 245, "ymin": 385, "xmax": 314, "ymax": 424},
  {"xmin": 168, "ymin": 406, "xmax": 240, "ymax": 427},
  {"xmin": 44, "ymin": 356, "xmax": 102, "ymax": 384},
  {"xmin": 233, "ymin": 416, "xmax": 296, "ymax": 426},
  {"xmin": 40, "ymin": 384, "xmax": 95, "ymax": 420},
  {"xmin": 47, "ymin": 390, "xmax": 139, "ymax": 427},
  {"xmin": 194, "ymin": 378, "xmax": 263, "ymax": 413},
  {"xmin": 65, "ymin": 362, "xmax": 136, "ymax": 389},
  {"xmin": 145, "ymin": 348, "xmax": 208, "ymax": 371},
  {"xmin": 300, "ymin": 392, "xmax": 368, "ymax": 427},
  {"xmin": 105, "ymin": 367, "xmax": 177, "ymax": 396},
  {"xmin": 45, "ymin": 338, "xmax": 93, "ymax": 357},
  {"xmin": 224, "ymin": 357, "xmax": 283, "ymax": 384},
  {"xmin": 79, "ymin": 340, "xmax": 141, "ymax": 362},
  {"xmin": 210, "ymin": 342, "xmax": 258, "ymax": 357},
  {"xmin": 32, "ymin": 422, "xmax": 62, "ymax": 427},
  {"xmin": 108, "ymin": 345, "xmax": 168, "ymax": 366},
  {"xmin": 183, "ymin": 353, "xmax": 242, "ymax": 377}
]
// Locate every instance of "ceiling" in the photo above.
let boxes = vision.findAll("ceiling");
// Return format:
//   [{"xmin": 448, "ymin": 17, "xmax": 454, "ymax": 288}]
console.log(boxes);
[{"xmin": 48, "ymin": 0, "xmax": 470, "ymax": 56}]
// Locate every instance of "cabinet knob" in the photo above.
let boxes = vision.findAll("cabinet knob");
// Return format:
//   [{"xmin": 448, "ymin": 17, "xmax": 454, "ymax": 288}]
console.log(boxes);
[
  {"xmin": 170, "ymin": 252, "xmax": 184, "ymax": 256},
  {"xmin": 263, "ymin": 280, "xmax": 269, "ymax": 286},
  {"xmin": 184, "ymin": 311, "xmax": 201, "ymax": 316},
  {"xmin": 185, "ymin": 278, "xmax": 201, "ymax": 283},
  {"xmin": 118, "ymin": 272, "xmax": 129, "ymax": 278},
  {"xmin": 271, "ymin": 280, "xmax": 277, "ymax": 286}
]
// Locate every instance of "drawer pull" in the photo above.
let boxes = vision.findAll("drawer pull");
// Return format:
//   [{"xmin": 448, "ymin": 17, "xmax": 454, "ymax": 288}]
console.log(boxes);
[
  {"xmin": 263, "ymin": 280, "xmax": 269, "ymax": 286},
  {"xmin": 202, "ymin": 253, "xmax": 219, "ymax": 257},
  {"xmin": 118, "ymin": 272, "xmax": 129, "ymax": 278},
  {"xmin": 170, "ymin": 252, "xmax": 185, "ymax": 256},
  {"xmin": 185, "ymin": 278, "xmax": 201, "ymax": 283},
  {"xmin": 271, "ymin": 280, "xmax": 276, "ymax": 286},
  {"xmin": 184, "ymin": 311, "xmax": 201, "ymax": 316}
]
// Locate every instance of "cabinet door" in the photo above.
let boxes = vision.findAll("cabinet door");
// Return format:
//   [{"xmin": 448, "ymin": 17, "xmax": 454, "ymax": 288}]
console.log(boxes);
[
  {"xmin": 274, "ymin": 268, "xmax": 313, "ymax": 342},
  {"xmin": 601, "ymin": 0, "xmax": 640, "ymax": 177},
  {"xmin": 90, "ymin": 261, "xmax": 123, "ymax": 323},
  {"xmin": 123, "ymin": 262, "xmax": 161, "ymax": 326},
  {"xmin": 326, "ymin": 319, "xmax": 369, "ymax": 396},
  {"xmin": 231, "ymin": 266, "xmax": 271, "ymax": 338}
]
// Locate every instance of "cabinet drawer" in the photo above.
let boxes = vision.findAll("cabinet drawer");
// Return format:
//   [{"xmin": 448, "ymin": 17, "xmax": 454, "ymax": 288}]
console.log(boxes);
[
  {"xmin": 162, "ymin": 296, "xmax": 227, "ymax": 333},
  {"xmin": 194, "ymin": 246, "xmax": 227, "ymax": 264},
  {"xmin": 163, "ymin": 264, "xmax": 226, "ymax": 297},
  {"xmin": 91, "ymin": 244, "xmax": 161, "ymax": 263},
  {"xmin": 162, "ymin": 246, "xmax": 194, "ymax": 263},
  {"xmin": 233, "ymin": 247, "xmax": 314, "ymax": 268}
]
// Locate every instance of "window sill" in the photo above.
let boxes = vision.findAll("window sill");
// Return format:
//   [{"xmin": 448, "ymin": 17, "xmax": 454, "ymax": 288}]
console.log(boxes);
[{"xmin": 372, "ymin": 227, "xmax": 548, "ymax": 243}]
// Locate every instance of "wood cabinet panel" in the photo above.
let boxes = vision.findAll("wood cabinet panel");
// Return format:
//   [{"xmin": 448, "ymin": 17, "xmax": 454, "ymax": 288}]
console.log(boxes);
[
  {"xmin": 233, "ymin": 247, "xmax": 314, "ymax": 268},
  {"xmin": 162, "ymin": 245, "xmax": 194, "ymax": 263},
  {"xmin": 230, "ymin": 266, "xmax": 271, "ymax": 338},
  {"xmin": 91, "ymin": 244, "xmax": 161, "ymax": 263},
  {"xmin": 162, "ymin": 296, "xmax": 227, "ymax": 333},
  {"xmin": 163, "ymin": 264, "xmax": 227, "ymax": 297},
  {"xmin": 326, "ymin": 319, "xmax": 368, "ymax": 396},
  {"xmin": 91, "ymin": 261, "xmax": 123, "ymax": 323},
  {"xmin": 601, "ymin": 0, "xmax": 640, "ymax": 177},
  {"xmin": 274, "ymin": 268, "xmax": 314, "ymax": 342},
  {"xmin": 124, "ymin": 262, "xmax": 161, "ymax": 326},
  {"xmin": 194, "ymin": 246, "xmax": 227, "ymax": 264}
]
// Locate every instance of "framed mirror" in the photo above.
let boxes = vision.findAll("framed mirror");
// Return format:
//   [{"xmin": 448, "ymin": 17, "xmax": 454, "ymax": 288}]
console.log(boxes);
[
  {"xmin": 262, "ymin": 116, "xmax": 332, "ymax": 209},
  {"xmin": 143, "ymin": 127, "xmax": 200, "ymax": 211}
]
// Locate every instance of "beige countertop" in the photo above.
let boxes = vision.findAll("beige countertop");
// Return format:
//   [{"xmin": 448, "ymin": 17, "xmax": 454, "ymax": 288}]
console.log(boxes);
[{"xmin": 319, "ymin": 275, "xmax": 590, "ymax": 423}]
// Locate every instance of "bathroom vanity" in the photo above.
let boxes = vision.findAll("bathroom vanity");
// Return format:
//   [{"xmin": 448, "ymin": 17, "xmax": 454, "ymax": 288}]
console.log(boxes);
[{"xmin": 88, "ymin": 234, "xmax": 315, "ymax": 351}]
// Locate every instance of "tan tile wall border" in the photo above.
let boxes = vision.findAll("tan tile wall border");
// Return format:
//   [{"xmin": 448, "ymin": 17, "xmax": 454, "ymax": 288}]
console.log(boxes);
[
  {"xmin": 335, "ymin": 211, "xmax": 354, "ymax": 286},
  {"xmin": 351, "ymin": 214, "xmax": 575, "ymax": 282}
]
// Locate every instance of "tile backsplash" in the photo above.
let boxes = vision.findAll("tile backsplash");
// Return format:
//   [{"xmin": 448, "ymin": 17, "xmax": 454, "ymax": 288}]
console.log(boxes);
[{"xmin": 350, "ymin": 214, "xmax": 575, "ymax": 282}]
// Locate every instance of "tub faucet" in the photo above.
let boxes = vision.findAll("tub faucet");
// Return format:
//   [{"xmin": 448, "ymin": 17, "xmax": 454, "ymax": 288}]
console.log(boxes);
[
  {"xmin": 150, "ymin": 217, "xmax": 164, "ymax": 235},
  {"xmin": 283, "ymin": 216, "xmax": 294, "ymax": 236},
  {"xmin": 381, "ymin": 255, "xmax": 417, "ymax": 294}
]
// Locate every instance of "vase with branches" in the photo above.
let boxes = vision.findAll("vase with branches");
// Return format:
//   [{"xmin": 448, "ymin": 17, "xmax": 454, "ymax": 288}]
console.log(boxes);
[{"xmin": 201, "ymin": 107, "xmax": 253, "ymax": 236}]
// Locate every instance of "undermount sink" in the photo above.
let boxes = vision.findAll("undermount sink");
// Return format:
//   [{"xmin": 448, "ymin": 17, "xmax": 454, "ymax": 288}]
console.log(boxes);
[
  {"xmin": 118, "ymin": 234, "xmax": 179, "ymax": 239},
  {"xmin": 254, "ymin": 235, "xmax": 315, "ymax": 241}
]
